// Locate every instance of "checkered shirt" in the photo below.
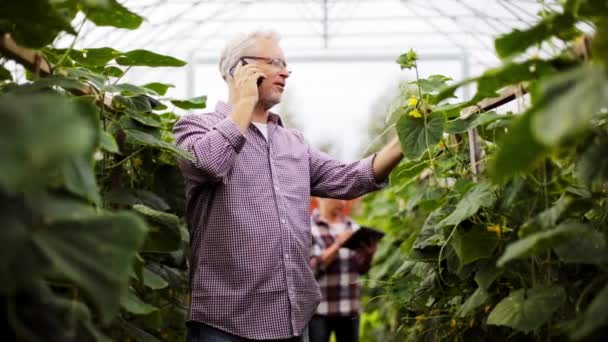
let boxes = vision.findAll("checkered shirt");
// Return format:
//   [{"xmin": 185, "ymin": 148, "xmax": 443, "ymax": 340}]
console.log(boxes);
[
  {"xmin": 310, "ymin": 211, "xmax": 371, "ymax": 317},
  {"xmin": 173, "ymin": 101, "xmax": 385, "ymax": 340}
]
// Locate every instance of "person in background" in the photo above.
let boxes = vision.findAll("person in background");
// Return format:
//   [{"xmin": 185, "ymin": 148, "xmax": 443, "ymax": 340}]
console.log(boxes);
[
  {"xmin": 309, "ymin": 198, "xmax": 377, "ymax": 342},
  {"xmin": 173, "ymin": 29, "xmax": 403, "ymax": 341}
]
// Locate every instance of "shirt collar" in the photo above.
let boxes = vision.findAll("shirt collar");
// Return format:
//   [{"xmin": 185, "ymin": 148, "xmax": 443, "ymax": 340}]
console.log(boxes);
[{"xmin": 216, "ymin": 101, "xmax": 284, "ymax": 126}]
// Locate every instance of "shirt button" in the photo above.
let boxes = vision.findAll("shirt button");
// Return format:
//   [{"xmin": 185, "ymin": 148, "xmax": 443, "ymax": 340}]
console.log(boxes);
[
  {"xmin": 281, "ymin": 219, "xmax": 286, "ymax": 224},
  {"xmin": 275, "ymin": 186, "xmax": 279, "ymax": 191},
  {"xmin": 285, "ymin": 254, "xmax": 289, "ymax": 259}
]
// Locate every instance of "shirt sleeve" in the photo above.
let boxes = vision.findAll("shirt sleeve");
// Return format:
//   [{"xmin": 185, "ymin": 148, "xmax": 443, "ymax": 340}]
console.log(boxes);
[
  {"xmin": 309, "ymin": 145, "xmax": 387, "ymax": 199},
  {"xmin": 173, "ymin": 114, "xmax": 246, "ymax": 184}
]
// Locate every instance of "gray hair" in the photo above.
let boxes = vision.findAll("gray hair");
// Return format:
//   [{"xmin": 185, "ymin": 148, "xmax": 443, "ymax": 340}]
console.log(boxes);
[{"xmin": 218, "ymin": 30, "xmax": 281, "ymax": 81}]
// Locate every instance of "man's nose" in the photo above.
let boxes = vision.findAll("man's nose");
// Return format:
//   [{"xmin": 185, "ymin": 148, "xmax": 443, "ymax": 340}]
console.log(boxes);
[{"xmin": 278, "ymin": 68, "xmax": 290, "ymax": 79}]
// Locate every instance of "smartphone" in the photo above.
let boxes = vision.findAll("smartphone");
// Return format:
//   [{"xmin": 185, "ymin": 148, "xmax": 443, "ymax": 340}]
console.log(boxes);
[{"xmin": 231, "ymin": 59, "xmax": 265, "ymax": 86}]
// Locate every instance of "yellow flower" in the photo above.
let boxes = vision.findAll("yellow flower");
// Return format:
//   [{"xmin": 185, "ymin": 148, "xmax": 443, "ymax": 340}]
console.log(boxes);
[
  {"xmin": 415, "ymin": 315, "xmax": 425, "ymax": 324},
  {"xmin": 451, "ymin": 319, "xmax": 457, "ymax": 329},
  {"xmin": 486, "ymin": 225, "xmax": 502, "ymax": 237},
  {"xmin": 408, "ymin": 97, "xmax": 419, "ymax": 106},
  {"xmin": 484, "ymin": 305, "xmax": 492, "ymax": 314},
  {"xmin": 408, "ymin": 109, "xmax": 422, "ymax": 118},
  {"xmin": 132, "ymin": 158, "xmax": 143, "ymax": 168}
]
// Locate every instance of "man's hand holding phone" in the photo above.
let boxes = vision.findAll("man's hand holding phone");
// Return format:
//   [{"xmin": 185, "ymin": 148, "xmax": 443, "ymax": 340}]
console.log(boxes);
[{"xmin": 229, "ymin": 61, "xmax": 266, "ymax": 133}]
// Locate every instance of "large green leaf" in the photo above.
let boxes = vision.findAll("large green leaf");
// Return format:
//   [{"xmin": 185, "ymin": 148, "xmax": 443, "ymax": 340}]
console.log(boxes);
[
  {"xmin": 116, "ymin": 50, "xmax": 187, "ymax": 67},
  {"xmin": 133, "ymin": 204, "xmax": 183, "ymax": 253},
  {"xmin": 32, "ymin": 212, "xmax": 148, "ymax": 322},
  {"xmin": 445, "ymin": 112, "xmax": 503, "ymax": 134},
  {"xmin": 451, "ymin": 226, "xmax": 500, "ymax": 265},
  {"xmin": 82, "ymin": 0, "xmax": 143, "ymax": 29},
  {"xmin": 531, "ymin": 65, "xmax": 607, "ymax": 146},
  {"xmin": 497, "ymin": 222, "xmax": 588, "ymax": 267},
  {"xmin": 495, "ymin": 13, "xmax": 577, "ymax": 59},
  {"xmin": 396, "ymin": 112, "xmax": 445, "ymax": 159},
  {"xmin": 0, "ymin": 93, "xmax": 97, "ymax": 192},
  {"xmin": 120, "ymin": 288, "xmax": 158, "ymax": 315},
  {"xmin": 554, "ymin": 228, "xmax": 608, "ymax": 264},
  {"xmin": 576, "ymin": 133, "xmax": 608, "ymax": 185},
  {"xmin": 433, "ymin": 59, "xmax": 559, "ymax": 105},
  {"xmin": 520, "ymin": 195, "xmax": 574, "ymax": 237},
  {"xmin": 571, "ymin": 283, "xmax": 608, "ymax": 340},
  {"xmin": 125, "ymin": 129, "xmax": 193, "ymax": 161},
  {"xmin": 143, "ymin": 82, "xmax": 174, "ymax": 96},
  {"xmin": 170, "ymin": 96, "xmax": 207, "ymax": 109},
  {"xmin": 491, "ymin": 107, "xmax": 548, "ymax": 183},
  {"xmin": 487, "ymin": 287, "xmax": 566, "ymax": 333},
  {"xmin": 47, "ymin": 47, "xmax": 121, "ymax": 67},
  {"xmin": 143, "ymin": 267, "xmax": 169, "ymax": 290},
  {"xmin": 62, "ymin": 155, "xmax": 101, "ymax": 206},
  {"xmin": 457, "ymin": 287, "xmax": 489, "ymax": 317},
  {"xmin": 438, "ymin": 182, "xmax": 495, "ymax": 227},
  {"xmin": 100, "ymin": 130, "xmax": 120, "ymax": 154},
  {"xmin": 0, "ymin": 0, "xmax": 76, "ymax": 48}
]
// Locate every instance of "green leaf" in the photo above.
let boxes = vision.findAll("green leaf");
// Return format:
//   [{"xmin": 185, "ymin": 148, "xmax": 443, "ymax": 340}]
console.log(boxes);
[
  {"xmin": 497, "ymin": 222, "xmax": 588, "ymax": 267},
  {"xmin": 396, "ymin": 49, "xmax": 418, "ymax": 70},
  {"xmin": 438, "ymin": 182, "xmax": 495, "ymax": 227},
  {"xmin": 491, "ymin": 107, "xmax": 548, "ymax": 183},
  {"xmin": 15, "ymin": 75, "xmax": 87, "ymax": 93},
  {"xmin": 100, "ymin": 130, "xmax": 120, "ymax": 154},
  {"xmin": 104, "ymin": 83, "xmax": 158, "ymax": 96},
  {"xmin": 571, "ymin": 283, "xmax": 608, "ymax": 340},
  {"xmin": 475, "ymin": 261, "xmax": 503, "ymax": 290},
  {"xmin": 413, "ymin": 205, "xmax": 453, "ymax": 251},
  {"xmin": 495, "ymin": 13, "xmax": 577, "ymax": 59},
  {"xmin": 120, "ymin": 289, "xmax": 158, "ymax": 315},
  {"xmin": 62, "ymin": 156, "xmax": 101, "ymax": 206},
  {"xmin": 64, "ymin": 67, "xmax": 108, "ymax": 89},
  {"xmin": 32, "ymin": 212, "xmax": 148, "ymax": 323},
  {"xmin": 0, "ymin": 0, "xmax": 76, "ymax": 48},
  {"xmin": 116, "ymin": 50, "xmax": 187, "ymax": 67},
  {"xmin": 451, "ymin": 226, "xmax": 500, "ymax": 265},
  {"xmin": 445, "ymin": 112, "xmax": 503, "ymax": 134},
  {"xmin": 457, "ymin": 287, "xmax": 489, "ymax": 317},
  {"xmin": 113, "ymin": 95, "xmax": 153, "ymax": 113},
  {"xmin": 487, "ymin": 287, "xmax": 566, "ymax": 333},
  {"xmin": 125, "ymin": 129, "xmax": 193, "ymax": 161},
  {"xmin": 520, "ymin": 195, "xmax": 574, "ymax": 236},
  {"xmin": 132, "ymin": 204, "xmax": 180, "ymax": 228},
  {"xmin": 0, "ymin": 64, "xmax": 12, "ymax": 81},
  {"xmin": 531, "ymin": 65, "xmax": 607, "ymax": 146},
  {"xmin": 554, "ymin": 228, "xmax": 608, "ymax": 264},
  {"xmin": 49, "ymin": 47, "xmax": 120, "ymax": 67},
  {"xmin": 133, "ymin": 204, "xmax": 183, "ymax": 253},
  {"xmin": 396, "ymin": 112, "xmax": 445, "ymax": 160},
  {"xmin": 82, "ymin": 0, "xmax": 143, "ymax": 29},
  {"xmin": 0, "ymin": 93, "xmax": 97, "ymax": 192},
  {"xmin": 143, "ymin": 83, "xmax": 174, "ymax": 96},
  {"xmin": 576, "ymin": 133, "xmax": 608, "ymax": 185},
  {"xmin": 170, "ymin": 96, "xmax": 207, "ymax": 110},
  {"xmin": 143, "ymin": 267, "xmax": 169, "ymax": 290},
  {"xmin": 390, "ymin": 159, "xmax": 430, "ymax": 185},
  {"xmin": 433, "ymin": 59, "xmax": 559, "ymax": 105},
  {"xmin": 412, "ymin": 75, "xmax": 452, "ymax": 95},
  {"xmin": 125, "ymin": 110, "xmax": 162, "ymax": 128}
]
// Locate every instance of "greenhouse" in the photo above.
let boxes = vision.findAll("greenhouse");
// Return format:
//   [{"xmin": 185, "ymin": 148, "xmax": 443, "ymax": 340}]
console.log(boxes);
[{"xmin": 0, "ymin": 0, "xmax": 606, "ymax": 341}]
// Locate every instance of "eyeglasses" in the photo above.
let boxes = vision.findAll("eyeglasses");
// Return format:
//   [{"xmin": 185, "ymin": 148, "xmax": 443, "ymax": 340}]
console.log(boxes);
[{"xmin": 229, "ymin": 56, "xmax": 291, "ymax": 77}]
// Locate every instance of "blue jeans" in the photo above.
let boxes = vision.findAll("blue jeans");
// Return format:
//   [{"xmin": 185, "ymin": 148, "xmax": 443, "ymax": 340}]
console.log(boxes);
[{"xmin": 186, "ymin": 321, "xmax": 309, "ymax": 342}]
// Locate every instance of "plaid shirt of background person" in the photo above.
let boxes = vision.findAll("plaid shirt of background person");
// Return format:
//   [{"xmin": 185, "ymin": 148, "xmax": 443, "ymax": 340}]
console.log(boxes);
[{"xmin": 309, "ymin": 210, "xmax": 372, "ymax": 317}]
